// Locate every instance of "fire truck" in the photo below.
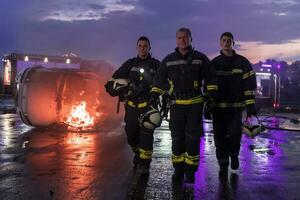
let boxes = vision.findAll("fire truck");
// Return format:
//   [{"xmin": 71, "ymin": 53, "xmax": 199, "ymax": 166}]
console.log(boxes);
[
  {"xmin": 254, "ymin": 63, "xmax": 281, "ymax": 110},
  {"xmin": 1, "ymin": 52, "xmax": 81, "ymax": 95}
]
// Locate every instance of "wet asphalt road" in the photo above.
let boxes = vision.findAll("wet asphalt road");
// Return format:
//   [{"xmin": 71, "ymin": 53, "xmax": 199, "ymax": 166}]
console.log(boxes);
[{"xmin": 1, "ymin": 113, "xmax": 300, "ymax": 200}]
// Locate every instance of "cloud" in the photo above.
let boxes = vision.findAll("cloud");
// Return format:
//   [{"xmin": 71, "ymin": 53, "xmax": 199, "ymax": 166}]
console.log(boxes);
[
  {"xmin": 39, "ymin": 1, "xmax": 136, "ymax": 22},
  {"xmin": 236, "ymin": 39, "xmax": 300, "ymax": 63},
  {"xmin": 252, "ymin": 0, "xmax": 299, "ymax": 6},
  {"xmin": 274, "ymin": 12, "xmax": 288, "ymax": 16}
]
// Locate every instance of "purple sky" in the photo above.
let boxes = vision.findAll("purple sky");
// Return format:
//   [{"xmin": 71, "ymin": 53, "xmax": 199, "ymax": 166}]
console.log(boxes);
[{"xmin": 1, "ymin": 0, "xmax": 299, "ymax": 66}]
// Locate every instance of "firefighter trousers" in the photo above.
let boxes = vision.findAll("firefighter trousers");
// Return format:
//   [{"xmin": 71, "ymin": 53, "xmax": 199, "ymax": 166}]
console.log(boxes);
[
  {"xmin": 212, "ymin": 110, "xmax": 243, "ymax": 167},
  {"xmin": 124, "ymin": 105, "xmax": 154, "ymax": 167},
  {"xmin": 169, "ymin": 103, "xmax": 203, "ymax": 180}
]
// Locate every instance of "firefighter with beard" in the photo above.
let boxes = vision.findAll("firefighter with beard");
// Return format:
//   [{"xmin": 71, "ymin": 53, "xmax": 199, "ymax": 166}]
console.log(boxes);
[
  {"xmin": 105, "ymin": 36, "xmax": 160, "ymax": 175},
  {"xmin": 150, "ymin": 28, "xmax": 217, "ymax": 186},
  {"xmin": 211, "ymin": 32, "xmax": 257, "ymax": 176}
]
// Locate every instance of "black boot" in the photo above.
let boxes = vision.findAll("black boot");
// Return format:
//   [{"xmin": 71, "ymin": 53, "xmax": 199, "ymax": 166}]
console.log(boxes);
[
  {"xmin": 137, "ymin": 165, "xmax": 150, "ymax": 176},
  {"xmin": 230, "ymin": 156, "xmax": 239, "ymax": 170},
  {"xmin": 172, "ymin": 166, "xmax": 184, "ymax": 182},
  {"xmin": 219, "ymin": 164, "xmax": 228, "ymax": 178},
  {"xmin": 172, "ymin": 171, "xmax": 184, "ymax": 182},
  {"xmin": 133, "ymin": 154, "xmax": 139, "ymax": 170}
]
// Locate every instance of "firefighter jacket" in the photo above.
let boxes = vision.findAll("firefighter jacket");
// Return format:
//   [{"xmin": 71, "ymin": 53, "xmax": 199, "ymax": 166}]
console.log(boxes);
[
  {"xmin": 151, "ymin": 47, "xmax": 217, "ymax": 105},
  {"xmin": 112, "ymin": 55, "xmax": 160, "ymax": 108},
  {"xmin": 212, "ymin": 50, "xmax": 257, "ymax": 112}
]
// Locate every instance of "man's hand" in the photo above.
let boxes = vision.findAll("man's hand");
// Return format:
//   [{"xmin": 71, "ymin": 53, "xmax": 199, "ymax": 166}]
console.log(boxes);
[{"xmin": 104, "ymin": 80, "xmax": 118, "ymax": 97}]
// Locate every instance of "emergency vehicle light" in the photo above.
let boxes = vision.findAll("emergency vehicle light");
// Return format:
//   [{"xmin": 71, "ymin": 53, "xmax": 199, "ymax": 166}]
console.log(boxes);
[
  {"xmin": 256, "ymin": 72, "xmax": 271, "ymax": 76},
  {"xmin": 262, "ymin": 64, "xmax": 272, "ymax": 68}
]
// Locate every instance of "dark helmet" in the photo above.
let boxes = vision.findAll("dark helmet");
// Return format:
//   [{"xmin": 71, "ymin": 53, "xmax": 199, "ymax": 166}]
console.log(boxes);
[
  {"xmin": 243, "ymin": 116, "xmax": 264, "ymax": 138},
  {"xmin": 139, "ymin": 106, "xmax": 162, "ymax": 130},
  {"xmin": 105, "ymin": 78, "xmax": 129, "ymax": 97}
]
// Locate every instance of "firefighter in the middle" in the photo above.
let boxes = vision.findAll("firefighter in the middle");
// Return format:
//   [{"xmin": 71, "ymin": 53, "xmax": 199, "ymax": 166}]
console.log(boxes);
[{"xmin": 150, "ymin": 27, "xmax": 218, "ymax": 185}]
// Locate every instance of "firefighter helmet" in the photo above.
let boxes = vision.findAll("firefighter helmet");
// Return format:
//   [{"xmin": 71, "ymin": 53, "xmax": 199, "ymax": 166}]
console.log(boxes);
[
  {"xmin": 243, "ymin": 116, "xmax": 263, "ymax": 138},
  {"xmin": 105, "ymin": 78, "xmax": 129, "ymax": 97},
  {"xmin": 139, "ymin": 106, "xmax": 162, "ymax": 130},
  {"xmin": 113, "ymin": 78, "xmax": 129, "ymax": 91}
]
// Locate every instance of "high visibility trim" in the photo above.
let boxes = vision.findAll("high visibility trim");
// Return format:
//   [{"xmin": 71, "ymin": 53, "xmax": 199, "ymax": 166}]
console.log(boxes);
[
  {"xmin": 184, "ymin": 153, "xmax": 199, "ymax": 166},
  {"xmin": 166, "ymin": 59, "xmax": 203, "ymax": 67},
  {"xmin": 194, "ymin": 80, "xmax": 199, "ymax": 88},
  {"xmin": 216, "ymin": 102, "xmax": 245, "ymax": 108},
  {"xmin": 127, "ymin": 101, "xmax": 147, "ymax": 108},
  {"xmin": 168, "ymin": 80, "xmax": 174, "ymax": 93},
  {"xmin": 151, "ymin": 87, "xmax": 164, "ymax": 95},
  {"xmin": 216, "ymin": 71, "xmax": 233, "ymax": 76},
  {"xmin": 242, "ymin": 70, "xmax": 255, "ymax": 79},
  {"xmin": 172, "ymin": 153, "xmax": 185, "ymax": 163},
  {"xmin": 166, "ymin": 60, "xmax": 185, "ymax": 66},
  {"xmin": 244, "ymin": 90, "xmax": 255, "ymax": 96},
  {"xmin": 139, "ymin": 149, "xmax": 153, "ymax": 160},
  {"xmin": 207, "ymin": 85, "xmax": 218, "ymax": 91},
  {"xmin": 191, "ymin": 60, "xmax": 203, "ymax": 65},
  {"xmin": 216, "ymin": 69, "xmax": 243, "ymax": 76},
  {"xmin": 175, "ymin": 96, "xmax": 204, "ymax": 105},
  {"xmin": 245, "ymin": 99, "xmax": 255, "ymax": 105},
  {"xmin": 232, "ymin": 69, "xmax": 243, "ymax": 73}
]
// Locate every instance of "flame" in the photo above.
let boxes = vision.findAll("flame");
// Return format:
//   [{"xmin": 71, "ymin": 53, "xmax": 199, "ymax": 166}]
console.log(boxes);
[{"xmin": 65, "ymin": 101, "xmax": 94, "ymax": 130}]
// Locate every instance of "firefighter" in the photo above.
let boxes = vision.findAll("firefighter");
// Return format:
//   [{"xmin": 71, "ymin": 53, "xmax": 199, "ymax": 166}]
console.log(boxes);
[
  {"xmin": 211, "ymin": 32, "xmax": 257, "ymax": 176},
  {"xmin": 105, "ymin": 36, "xmax": 160, "ymax": 175},
  {"xmin": 150, "ymin": 28, "xmax": 217, "ymax": 185}
]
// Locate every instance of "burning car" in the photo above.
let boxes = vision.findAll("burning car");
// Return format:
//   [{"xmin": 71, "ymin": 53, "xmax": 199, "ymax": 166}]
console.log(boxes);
[{"xmin": 16, "ymin": 66, "xmax": 104, "ymax": 131}]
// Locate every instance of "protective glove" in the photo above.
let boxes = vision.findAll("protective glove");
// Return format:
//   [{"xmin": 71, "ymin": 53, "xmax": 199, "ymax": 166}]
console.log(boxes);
[
  {"xmin": 246, "ymin": 104, "xmax": 257, "ymax": 117},
  {"xmin": 104, "ymin": 80, "xmax": 118, "ymax": 97}
]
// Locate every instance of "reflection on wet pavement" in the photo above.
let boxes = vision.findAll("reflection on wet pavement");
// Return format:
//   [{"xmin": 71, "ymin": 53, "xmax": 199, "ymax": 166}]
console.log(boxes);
[{"xmin": 1, "ymin": 114, "xmax": 300, "ymax": 199}]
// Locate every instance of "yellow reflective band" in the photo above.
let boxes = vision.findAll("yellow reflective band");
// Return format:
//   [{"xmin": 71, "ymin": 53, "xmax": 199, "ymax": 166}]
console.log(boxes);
[
  {"xmin": 191, "ymin": 60, "xmax": 203, "ymax": 65},
  {"xmin": 168, "ymin": 80, "xmax": 174, "ymax": 93},
  {"xmin": 175, "ymin": 96, "xmax": 204, "ymax": 105},
  {"xmin": 244, "ymin": 90, "xmax": 255, "ymax": 96},
  {"xmin": 166, "ymin": 60, "xmax": 186, "ymax": 66},
  {"xmin": 216, "ymin": 69, "xmax": 242, "ymax": 76},
  {"xmin": 172, "ymin": 153, "xmax": 185, "ymax": 163},
  {"xmin": 127, "ymin": 101, "xmax": 147, "ymax": 108},
  {"xmin": 207, "ymin": 85, "xmax": 218, "ymax": 91},
  {"xmin": 243, "ymin": 70, "xmax": 255, "ymax": 79},
  {"xmin": 151, "ymin": 87, "xmax": 164, "ymax": 95},
  {"xmin": 232, "ymin": 69, "xmax": 243, "ymax": 73},
  {"xmin": 194, "ymin": 80, "xmax": 199, "ymax": 88},
  {"xmin": 139, "ymin": 149, "xmax": 153, "ymax": 160},
  {"xmin": 216, "ymin": 102, "xmax": 245, "ymax": 108},
  {"xmin": 216, "ymin": 71, "xmax": 233, "ymax": 76},
  {"xmin": 166, "ymin": 59, "xmax": 203, "ymax": 67},
  {"xmin": 245, "ymin": 99, "xmax": 255, "ymax": 105},
  {"xmin": 184, "ymin": 153, "xmax": 199, "ymax": 166}
]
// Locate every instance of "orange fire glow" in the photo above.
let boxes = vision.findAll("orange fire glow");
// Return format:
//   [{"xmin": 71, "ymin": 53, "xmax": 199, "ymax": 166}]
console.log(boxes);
[{"xmin": 65, "ymin": 101, "xmax": 94, "ymax": 130}]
